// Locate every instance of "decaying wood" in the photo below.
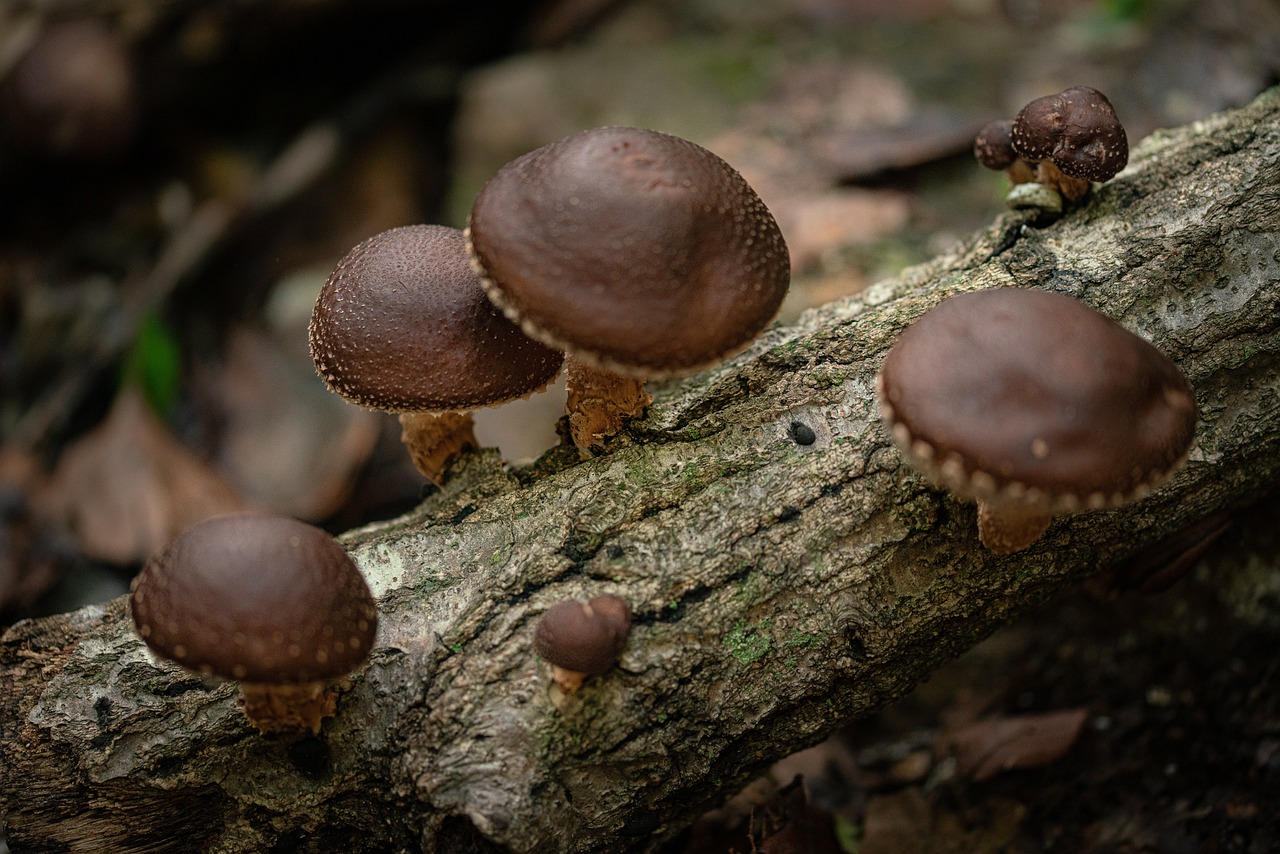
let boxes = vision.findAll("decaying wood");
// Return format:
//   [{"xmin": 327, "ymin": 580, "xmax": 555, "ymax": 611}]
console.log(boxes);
[{"xmin": 3, "ymin": 89, "xmax": 1279, "ymax": 854}]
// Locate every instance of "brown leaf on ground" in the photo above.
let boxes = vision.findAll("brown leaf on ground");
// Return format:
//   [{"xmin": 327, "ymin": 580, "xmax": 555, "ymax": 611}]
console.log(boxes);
[
  {"xmin": 201, "ymin": 327, "xmax": 380, "ymax": 521},
  {"xmin": 947, "ymin": 708, "xmax": 1089, "ymax": 783},
  {"xmin": 809, "ymin": 110, "xmax": 993, "ymax": 182},
  {"xmin": 1084, "ymin": 510, "xmax": 1231, "ymax": 598},
  {"xmin": 861, "ymin": 788, "xmax": 1028, "ymax": 854},
  {"xmin": 38, "ymin": 388, "xmax": 247, "ymax": 564},
  {"xmin": 859, "ymin": 788, "xmax": 933, "ymax": 854},
  {"xmin": 758, "ymin": 776, "xmax": 842, "ymax": 854}
]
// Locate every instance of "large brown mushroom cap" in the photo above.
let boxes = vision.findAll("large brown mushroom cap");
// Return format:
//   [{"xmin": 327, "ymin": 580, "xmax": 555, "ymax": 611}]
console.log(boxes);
[
  {"xmin": 1011, "ymin": 86, "xmax": 1128, "ymax": 182},
  {"xmin": 877, "ymin": 288, "xmax": 1196, "ymax": 513},
  {"xmin": 130, "ymin": 512, "xmax": 378, "ymax": 684},
  {"xmin": 533, "ymin": 594, "xmax": 632, "ymax": 676},
  {"xmin": 467, "ymin": 126, "xmax": 791, "ymax": 377},
  {"xmin": 309, "ymin": 224, "xmax": 563, "ymax": 413}
]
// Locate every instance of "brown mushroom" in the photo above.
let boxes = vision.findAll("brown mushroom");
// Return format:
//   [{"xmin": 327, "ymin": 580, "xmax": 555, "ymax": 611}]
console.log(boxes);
[
  {"xmin": 129, "ymin": 512, "xmax": 378, "ymax": 733},
  {"xmin": 1010, "ymin": 86, "xmax": 1128, "ymax": 203},
  {"xmin": 467, "ymin": 126, "xmax": 790, "ymax": 455},
  {"xmin": 973, "ymin": 119, "xmax": 1036, "ymax": 186},
  {"xmin": 876, "ymin": 288, "xmax": 1196, "ymax": 554},
  {"xmin": 309, "ymin": 224, "xmax": 564, "ymax": 485},
  {"xmin": 533, "ymin": 594, "xmax": 631, "ymax": 695}
]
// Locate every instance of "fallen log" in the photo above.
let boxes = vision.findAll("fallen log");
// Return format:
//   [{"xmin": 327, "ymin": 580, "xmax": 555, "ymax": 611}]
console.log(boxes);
[{"xmin": 3, "ymin": 87, "xmax": 1279, "ymax": 853}]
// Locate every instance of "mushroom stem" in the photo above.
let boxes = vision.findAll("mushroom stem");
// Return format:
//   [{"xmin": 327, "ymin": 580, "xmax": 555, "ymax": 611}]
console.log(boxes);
[
  {"xmin": 549, "ymin": 665, "xmax": 588, "ymax": 695},
  {"xmin": 1034, "ymin": 160, "xmax": 1092, "ymax": 203},
  {"xmin": 976, "ymin": 500, "xmax": 1052, "ymax": 554},
  {"xmin": 237, "ymin": 681, "xmax": 336, "ymax": 735},
  {"xmin": 1005, "ymin": 158, "xmax": 1037, "ymax": 186},
  {"xmin": 564, "ymin": 357, "xmax": 652, "ymax": 457},
  {"xmin": 399, "ymin": 410, "xmax": 478, "ymax": 486}
]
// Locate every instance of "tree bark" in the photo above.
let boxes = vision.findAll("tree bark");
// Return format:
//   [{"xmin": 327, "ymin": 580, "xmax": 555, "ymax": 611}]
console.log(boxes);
[{"xmin": 3, "ymin": 88, "xmax": 1280, "ymax": 854}]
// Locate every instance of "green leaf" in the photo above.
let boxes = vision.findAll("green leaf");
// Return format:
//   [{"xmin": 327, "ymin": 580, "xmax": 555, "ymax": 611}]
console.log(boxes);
[{"xmin": 122, "ymin": 311, "xmax": 182, "ymax": 416}]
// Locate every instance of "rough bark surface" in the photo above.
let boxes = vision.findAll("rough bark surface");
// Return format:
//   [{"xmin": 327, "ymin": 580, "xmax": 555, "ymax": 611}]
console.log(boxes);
[{"xmin": 3, "ymin": 89, "xmax": 1279, "ymax": 854}]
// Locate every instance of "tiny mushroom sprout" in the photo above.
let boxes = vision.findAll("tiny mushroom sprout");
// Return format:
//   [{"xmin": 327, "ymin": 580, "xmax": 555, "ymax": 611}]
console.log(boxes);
[
  {"xmin": 533, "ymin": 594, "xmax": 632, "ymax": 695},
  {"xmin": 129, "ymin": 512, "xmax": 378, "ymax": 734},
  {"xmin": 467, "ymin": 126, "xmax": 790, "ymax": 455},
  {"xmin": 1010, "ymin": 85, "xmax": 1128, "ymax": 203},
  {"xmin": 309, "ymin": 224, "xmax": 564, "ymax": 485},
  {"xmin": 875, "ymin": 288, "xmax": 1197, "ymax": 554},
  {"xmin": 973, "ymin": 119, "xmax": 1036, "ymax": 187}
]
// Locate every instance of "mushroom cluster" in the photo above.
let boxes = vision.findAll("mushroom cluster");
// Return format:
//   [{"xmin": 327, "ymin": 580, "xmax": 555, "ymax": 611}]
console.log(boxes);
[
  {"xmin": 310, "ymin": 127, "xmax": 788, "ymax": 478},
  {"xmin": 130, "ymin": 512, "xmax": 378, "ymax": 733},
  {"xmin": 975, "ymin": 86, "xmax": 1128, "ymax": 205},
  {"xmin": 309, "ymin": 224, "xmax": 563, "ymax": 485},
  {"xmin": 876, "ymin": 288, "xmax": 1197, "ymax": 554},
  {"xmin": 468, "ymin": 126, "xmax": 790, "ymax": 455}
]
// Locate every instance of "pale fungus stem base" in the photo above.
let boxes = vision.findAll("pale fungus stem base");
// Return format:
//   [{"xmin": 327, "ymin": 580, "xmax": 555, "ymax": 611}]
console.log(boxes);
[
  {"xmin": 564, "ymin": 357, "xmax": 652, "ymax": 457},
  {"xmin": 549, "ymin": 665, "xmax": 588, "ymax": 696},
  {"xmin": 399, "ymin": 410, "xmax": 478, "ymax": 486},
  {"xmin": 237, "ymin": 681, "xmax": 336, "ymax": 735},
  {"xmin": 976, "ymin": 500, "xmax": 1053, "ymax": 555},
  {"xmin": 1034, "ymin": 160, "xmax": 1092, "ymax": 203},
  {"xmin": 1005, "ymin": 159, "xmax": 1037, "ymax": 186}
]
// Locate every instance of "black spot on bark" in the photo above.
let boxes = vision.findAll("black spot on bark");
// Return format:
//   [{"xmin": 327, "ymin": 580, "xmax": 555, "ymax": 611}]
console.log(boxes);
[{"xmin": 789, "ymin": 421, "xmax": 816, "ymax": 445}]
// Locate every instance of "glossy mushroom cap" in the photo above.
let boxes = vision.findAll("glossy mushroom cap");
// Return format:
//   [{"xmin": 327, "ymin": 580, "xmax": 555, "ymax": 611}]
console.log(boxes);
[
  {"xmin": 877, "ymin": 288, "xmax": 1195, "ymax": 519},
  {"xmin": 1011, "ymin": 86, "xmax": 1128, "ymax": 182},
  {"xmin": 533, "ymin": 594, "xmax": 632, "ymax": 677},
  {"xmin": 973, "ymin": 120, "xmax": 1019, "ymax": 171},
  {"xmin": 309, "ymin": 224, "xmax": 564, "ymax": 413},
  {"xmin": 130, "ymin": 512, "xmax": 377, "ymax": 684},
  {"xmin": 467, "ymin": 126, "xmax": 791, "ymax": 378}
]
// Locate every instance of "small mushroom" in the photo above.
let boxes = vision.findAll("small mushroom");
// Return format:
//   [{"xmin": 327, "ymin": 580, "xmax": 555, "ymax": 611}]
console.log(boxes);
[
  {"xmin": 467, "ymin": 126, "xmax": 790, "ymax": 455},
  {"xmin": 1010, "ymin": 86, "xmax": 1128, "ymax": 203},
  {"xmin": 876, "ymin": 288, "xmax": 1196, "ymax": 554},
  {"xmin": 129, "ymin": 512, "xmax": 378, "ymax": 733},
  {"xmin": 973, "ymin": 119, "xmax": 1036, "ymax": 186},
  {"xmin": 309, "ymin": 224, "xmax": 564, "ymax": 485},
  {"xmin": 533, "ymin": 594, "xmax": 631, "ymax": 695}
]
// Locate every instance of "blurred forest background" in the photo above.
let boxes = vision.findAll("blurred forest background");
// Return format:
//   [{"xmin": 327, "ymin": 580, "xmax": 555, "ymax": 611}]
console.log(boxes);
[{"xmin": 1, "ymin": 0, "xmax": 1278, "ymax": 851}]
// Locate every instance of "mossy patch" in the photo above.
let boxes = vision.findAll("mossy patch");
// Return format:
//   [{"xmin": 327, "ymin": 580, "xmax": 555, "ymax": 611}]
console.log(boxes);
[{"xmin": 724, "ymin": 619, "xmax": 772, "ymax": 665}]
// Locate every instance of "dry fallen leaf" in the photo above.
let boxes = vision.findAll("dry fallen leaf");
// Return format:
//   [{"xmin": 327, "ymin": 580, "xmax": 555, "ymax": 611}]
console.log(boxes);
[
  {"xmin": 947, "ymin": 708, "xmax": 1089, "ymax": 783},
  {"xmin": 39, "ymin": 387, "xmax": 247, "ymax": 564},
  {"xmin": 859, "ymin": 788, "xmax": 933, "ymax": 854},
  {"xmin": 202, "ymin": 327, "xmax": 380, "ymax": 522}
]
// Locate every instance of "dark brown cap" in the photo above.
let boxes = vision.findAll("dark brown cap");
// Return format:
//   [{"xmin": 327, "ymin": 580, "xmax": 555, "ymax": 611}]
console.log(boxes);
[
  {"xmin": 309, "ymin": 224, "xmax": 563, "ymax": 413},
  {"xmin": 130, "ymin": 513, "xmax": 378, "ymax": 684},
  {"xmin": 467, "ymin": 126, "xmax": 790, "ymax": 377},
  {"xmin": 533, "ymin": 594, "xmax": 631, "ymax": 676},
  {"xmin": 876, "ymin": 288, "xmax": 1196, "ymax": 513},
  {"xmin": 1011, "ymin": 86, "xmax": 1128, "ymax": 182},
  {"xmin": 973, "ymin": 120, "xmax": 1019, "ymax": 171}
]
